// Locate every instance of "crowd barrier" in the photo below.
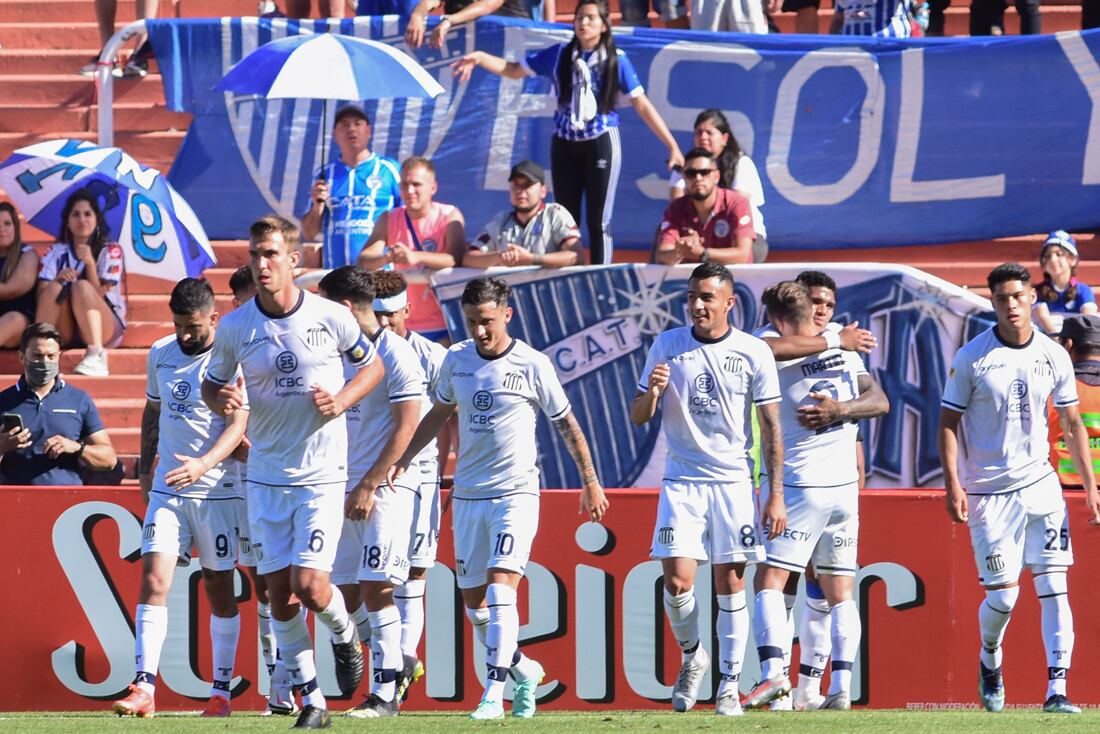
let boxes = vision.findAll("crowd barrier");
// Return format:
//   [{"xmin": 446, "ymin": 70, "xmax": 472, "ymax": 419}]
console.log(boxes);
[
  {"xmin": 148, "ymin": 16, "xmax": 1100, "ymax": 247},
  {"xmin": 7, "ymin": 486, "xmax": 1100, "ymax": 711}
]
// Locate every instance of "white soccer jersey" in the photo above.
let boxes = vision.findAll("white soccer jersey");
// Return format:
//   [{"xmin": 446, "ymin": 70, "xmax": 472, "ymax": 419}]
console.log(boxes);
[
  {"xmin": 146, "ymin": 334, "xmax": 244, "ymax": 499},
  {"xmin": 436, "ymin": 338, "xmax": 570, "ymax": 498},
  {"xmin": 407, "ymin": 330, "xmax": 448, "ymax": 468},
  {"xmin": 346, "ymin": 328, "xmax": 425, "ymax": 479},
  {"xmin": 755, "ymin": 326, "xmax": 866, "ymax": 487},
  {"xmin": 206, "ymin": 290, "xmax": 377, "ymax": 487},
  {"xmin": 638, "ymin": 326, "xmax": 781, "ymax": 482},
  {"xmin": 941, "ymin": 327, "xmax": 1077, "ymax": 494}
]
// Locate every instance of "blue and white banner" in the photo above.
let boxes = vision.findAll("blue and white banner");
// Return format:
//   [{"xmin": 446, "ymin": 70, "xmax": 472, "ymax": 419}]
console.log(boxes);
[
  {"xmin": 149, "ymin": 17, "xmax": 1100, "ymax": 249},
  {"xmin": 431, "ymin": 263, "xmax": 994, "ymax": 489}
]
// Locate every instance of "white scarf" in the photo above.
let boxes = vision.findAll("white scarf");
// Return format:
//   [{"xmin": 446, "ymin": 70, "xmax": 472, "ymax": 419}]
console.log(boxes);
[{"xmin": 569, "ymin": 46, "xmax": 605, "ymax": 132}]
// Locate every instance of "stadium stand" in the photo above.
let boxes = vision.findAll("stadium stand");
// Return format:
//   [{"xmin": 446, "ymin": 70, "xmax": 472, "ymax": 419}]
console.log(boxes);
[{"xmin": 0, "ymin": 0, "xmax": 1094, "ymax": 481}]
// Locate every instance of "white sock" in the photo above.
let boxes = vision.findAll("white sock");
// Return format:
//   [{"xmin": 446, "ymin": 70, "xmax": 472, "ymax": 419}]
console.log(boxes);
[
  {"xmin": 316, "ymin": 590, "xmax": 355, "ymax": 644},
  {"xmin": 466, "ymin": 605, "xmax": 490, "ymax": 648},
  {"xmin": 978, "ymin": 586, "xmax": 1019, "ymax": 670},
  {"xmin": 369, "ymin": 606, "xmax": 401, "ymax": 702},
  {"xmin": 395, "ymin": 578, "xmax": 426, "ymax": 659},
  {"xmin": 797, "ymin": 594, "xmax": 831, "ymax": 696},
  {"xmin": 828, "ymin": 600, "xmax": 861, "ymax": 696},
  {"xmin": 257, "ymin": 602, "xmax": 277, "ymax": 675},
  {"xmin": 511, "ymin": 650, "xmax": 541, "ymax": 682},
  {"xmin": 753, "ymin": 589, "xmax": 788, "ymax": 680},
  {"xmin": 1035, "ymin": 573, "xmax": 1073, "ymax": 698},
  {"xmin": 272, "ymin": 613, "xmax": 325, "ymax": 710},
  {"xmin": 484, "ymin": 583, "xmax": 519, "ymax": 704},
  {"xmin": 662, "ymin": 588, "xmax": 700, "ymax": 662},
  {"xmin": 716, "ymin": 591, "xmax": 749, "ymax": 696},
  {"xmin": 782, "ymin": 593, "xmax": 797, "ymax": 678},
  {"xmin": 209, "ymin": 614, "xmax": 240, "ymax": 699},
  {"xmin": 351, "ymin": 603, "xmax": 372, "ymax": 646},
  {"xmin": 133, "ymin": 604, "xmax": 168, "ymax": 694}
]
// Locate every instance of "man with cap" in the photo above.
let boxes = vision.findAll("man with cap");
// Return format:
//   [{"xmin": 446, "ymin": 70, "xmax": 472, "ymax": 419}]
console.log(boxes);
[
  {"xmin": 465, "ymin": 160, "xmax": 582, "ymax": 269},
  {"xmin": 1050, "ymin": 314, "xmax": 1100, "ymax": 488},
  {"xmin": 300, "ymin": 104, "xmax": 402, "ymax": 269},
  {"xmin": 1035, "ymin": 230, "xmax": 1097, "ymax": 336}
]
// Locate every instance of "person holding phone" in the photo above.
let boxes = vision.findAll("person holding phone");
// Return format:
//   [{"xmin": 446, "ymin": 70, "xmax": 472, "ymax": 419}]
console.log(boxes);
[{"xmin": 0, "ymin": 322, "xmax": 117, "ymax": 485}]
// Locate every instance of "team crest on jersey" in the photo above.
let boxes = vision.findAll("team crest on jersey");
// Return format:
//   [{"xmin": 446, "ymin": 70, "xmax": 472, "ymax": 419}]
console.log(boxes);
[
  {"xmin": 422, "ymin": 239, "xmax": 438, "ymax": 253},
  {"xmin": 276, "ymin": 351, "xmax": 298, "ymax": 373},
  {"xmin": 306, "ymin": 327, "xmax": 328, "ymax": 348},
  {"xmin": 171, "ymin": 382, "xmax": 191, "ymax": 401},
  {"xmin": 473, "ymin": 390, "xmax": 494, "ymax": 411},
  {"xmin": 694, "ymin": 373, "xmax": 716, "ymax": 393},
  {"xmin": 714, "ymin": 220, "xmax": 730, "ymax": 238},
  {"xmin": 503, "ymin": 371, "xmax": 526, "ymax": 391},
  {"xmin": 723, "ymin": 355, "xmax": 744, "ymax": 373},
  {"xmin": 1008, "ymin": 379, "xmax": 1027, "ymax": 399}
]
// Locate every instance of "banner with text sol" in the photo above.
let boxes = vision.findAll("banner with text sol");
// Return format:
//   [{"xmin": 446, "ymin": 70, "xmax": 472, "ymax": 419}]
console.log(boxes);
[
  {"xmin": 431, "ymin": 263, "xmax": 995, "ymax": 489},
  {"xmin": 150, "ymin": 17, "xmax": 1100, "ymax": 249}
]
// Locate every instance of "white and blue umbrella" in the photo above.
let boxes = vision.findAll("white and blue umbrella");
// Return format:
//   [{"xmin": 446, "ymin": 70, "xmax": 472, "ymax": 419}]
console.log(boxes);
[{"xmin": 0, "ymin": 139, "xmax": 216, "ymax": 281}]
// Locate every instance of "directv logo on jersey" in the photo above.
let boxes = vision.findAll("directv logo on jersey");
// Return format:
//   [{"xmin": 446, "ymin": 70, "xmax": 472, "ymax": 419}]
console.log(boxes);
[{"xmin": 503, "ymin": 371, "xmax": 526, "ymax": 391}]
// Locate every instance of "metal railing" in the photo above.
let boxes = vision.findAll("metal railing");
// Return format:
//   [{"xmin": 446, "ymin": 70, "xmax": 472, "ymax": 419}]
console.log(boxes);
[{"xmin": 95, "ymin": 19, "xmax": 149, "ymax": 148}]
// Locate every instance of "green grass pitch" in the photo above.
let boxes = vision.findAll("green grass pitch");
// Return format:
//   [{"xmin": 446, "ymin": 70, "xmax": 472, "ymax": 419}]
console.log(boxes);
[{"xmin": 3, "ymin": 710, "xmax": 1100, "ymax": 733}]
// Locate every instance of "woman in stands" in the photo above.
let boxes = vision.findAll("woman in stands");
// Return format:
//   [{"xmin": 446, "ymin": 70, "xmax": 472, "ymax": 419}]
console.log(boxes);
[
  {"xmin": 452, "ymin": 0, "xmax": 683, "ymax": 265},
  {"xmin": 669, "ymin": 109, "xmax": 768, "ymax": 263},
  {"xmin": 35, "ymin": 191, "xmax": 126, "ymax": 377},
  {"xmin": 1034, "ymin": 230, "xmax": 1096, "ymax": 335},
  {"xmin": 0, "ymin": 203, "xmax": 40, "ymax": 348}
]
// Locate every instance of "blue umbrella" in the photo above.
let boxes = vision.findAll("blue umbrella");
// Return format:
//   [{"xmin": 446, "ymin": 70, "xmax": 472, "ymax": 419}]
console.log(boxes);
[
  {"xmin": 0, "ymin": 138, "xmax": 216, "ymax": 281},
  {"xmin": 214, "ymin": 33, "xmax": 445, "ymax": 167}
]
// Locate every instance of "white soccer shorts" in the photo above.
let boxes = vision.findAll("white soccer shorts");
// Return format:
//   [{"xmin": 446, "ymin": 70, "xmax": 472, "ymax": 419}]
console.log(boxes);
[
  {"xmin": 968, "ymin": 472, "xmax": 1074, "ymax": 586},
  {"xmin": 650, "ymin": 480, "xmax": 764, "ymax": 565},
  {"xmin": 141, "ymin": 491, "xmax": 244, "ymax": 572},
  {"xmin": 452, "ymin": 492, "xmax": 539, "ymax": 589},
  {"xmin": 410, "ymin": 457, "xmax": 442, "ymax": 569},
  {"xmin": 760, "ymin": 481, "xmax": 859, "ymax": 577},
  {"xmin": 332, "ymin": 469, "xmax": 421, "ymax": 586},
  {"xmin": 237, "ymin": 485, "xmax": 258, "ymax": 568},
  {"xmin": 246, "ymin": 481, "xmax": 345, "ymax": 576}
]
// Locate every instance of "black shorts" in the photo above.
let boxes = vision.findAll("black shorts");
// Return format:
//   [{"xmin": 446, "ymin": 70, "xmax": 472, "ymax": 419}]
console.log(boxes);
[{"xmin": 782, "ymin": 0, "xmax": 820, "ymax": 11}]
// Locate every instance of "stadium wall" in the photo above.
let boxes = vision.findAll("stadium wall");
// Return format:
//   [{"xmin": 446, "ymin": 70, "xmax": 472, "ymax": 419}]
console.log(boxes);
[{"xmin": 7, "ymin": 487, "xmax": 1100, "ymax": 711}]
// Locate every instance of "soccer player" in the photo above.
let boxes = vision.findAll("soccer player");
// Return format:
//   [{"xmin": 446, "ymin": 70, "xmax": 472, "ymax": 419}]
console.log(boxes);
[
  {"xmin": 630, "ymin": 262, "xmax": 785, "ymax": 717},
  {"xmin": 940, "ymin": 263, "xmax": 1100, "ymax": 714},
  {"xmin": 318, "ymin": 266, "xmax": 426, "ymax": 718},
  {"xmin": 201, "ymin": 216, "xmax": 384, "ymax": 729},
  {"xmin": 373, "ymin": 270, "xmax": 451, "ymax": 699},
  {"xmin": 743, "ymin": 281, "xmax": 889, "ymax": 712},
  {"xmin": 393, "ymin": 275, "xmax": 608, "ymax": 720},
  {"xmin": 112, "ymin": 278, "xmax": 249, "ymax": 719}
]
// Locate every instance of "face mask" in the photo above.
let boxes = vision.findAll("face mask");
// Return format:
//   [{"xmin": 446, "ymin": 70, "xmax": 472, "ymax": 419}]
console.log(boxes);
[{"xmin": 26, "ymin": 360, "xmax": 59, "ymax": 388}]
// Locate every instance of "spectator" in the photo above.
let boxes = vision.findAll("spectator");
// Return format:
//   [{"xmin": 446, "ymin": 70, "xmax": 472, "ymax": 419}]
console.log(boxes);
[
  {"xmin": 357, "ymin": 156, "xmax": 463, "ymax": 271},
  {"xmin": 0, "ymin": 202, "xmax": 40, "ymax": 349},
  {"xmin": 0, "ymin": 322, "xmax": 117, "ymax": 485},
  {"xmin": 406, "ymin": 0, "xmax": 538, "ymax": 50},
  {"xmin": 1087, "ymin": 0, "xmax": 1100, "ymax": 30},
  {"xmin": 831, "ymin": 0, "xmax": 913, "ymax": 35},
  {"xmin": 655, "ymin": 148, "xmax": 754, "ymax": 266},
  {"xmin": 1048, "ymin": 314, "xmax": 1100, "ymax": 489},
  {"xmin": 692, "ymin": 0, "xmax": 769, "ymax": 31},
  {"xmin": 1035, "ymin": 230, "xmax": 1096, "ymax": 335},
  {"xmin": 285, "ymin": 0, "xmax": 347, "ymax": 16},
  {"xmin": 970, "ymin": 0, "xmax": 1040, "ymax": 35},
  {"xmin": 465, "ymin": 160, "xmax": 582, "ymax": 269},
  {"xmin": 300, "ymin": 105, "xmax": 401, "ymax": 270},
  {"xmin": 669, "ymin": 109, "xmax": 768, "ymax": 263},
  {"xmin": 453, "ymin": 0, "xmax": 683, "ymax": 265},
  {"xmin": 228, "ymin": 265, "xmax": 257, "ymax": 308},
  {"xmin": 619, "ymin": 0, "xmax": 690, "ymax": 28},
  {"xmin": 79, "ymin": 0, "xmax": 158, "ymax": 78},
  {"xmin": 35, "ymin": 191, "xmax": 127, "ymax": 377},
  {"xmin": 769, "ymin": 0, "xmax": 820, "ymax": 33}
]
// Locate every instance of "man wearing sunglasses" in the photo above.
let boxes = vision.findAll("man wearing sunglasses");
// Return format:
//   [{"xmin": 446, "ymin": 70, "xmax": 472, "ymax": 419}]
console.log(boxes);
[{"xmin": 656, "ymin": 148, "xmax": 756, "ymax": 265}]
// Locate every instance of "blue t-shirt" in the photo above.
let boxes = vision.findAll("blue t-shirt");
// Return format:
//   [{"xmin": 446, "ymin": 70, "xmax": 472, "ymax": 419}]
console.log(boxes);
[
  {"xmin": 522, "ymin": 44, "xmax": 644, "ymax": 142},
  {"xmin": 300, "ymin": 153, "xmax": 402, "ymax": 269},
  {"xmin": 0, "ymin": 378, "xmax": 105, "ymax": 485},
  {"xmin": 1043, "ymin": 278, "xmax": 1097, "ymax": 314}
]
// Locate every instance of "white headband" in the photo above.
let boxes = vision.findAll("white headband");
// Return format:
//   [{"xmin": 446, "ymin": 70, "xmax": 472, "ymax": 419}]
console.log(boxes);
[{"xmin": 373, "ymin": 291, "xmax": 408, "ymax": 312}]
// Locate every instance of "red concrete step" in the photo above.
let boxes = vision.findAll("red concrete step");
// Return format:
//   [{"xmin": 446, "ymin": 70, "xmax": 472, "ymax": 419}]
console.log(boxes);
[
  {"xmin": 0, "ymin": 348, "xmax": 150, "ymax": 375},
  {"xmin": 0, "ymin": 23, "xmax": 136, "ymax": 51},
  {"xmin": 0, "ymin": 50, "xmax": 109, "ymax": 77},
  {"xmin": 107, "ymin": 427, "xmax": 140, "ymax": 455},
  {"xmin": 0, "ymin": 0, "xmax": 257, "ymax": 23},
  {"xmin": 127, "ymin": 293, "xmax": 234, "ymax": 320},
  {"xmin": 0, "ymin": 373, "xmax": 144, "ymax": 399},
  {"xmin": 0, "ymin": 75, "xmax": 166, "ymax": 106},
  {"xmin": 92, "ymin": 398, "xmax": 145, "ymax": 428},
  {"xmin": 0, "ymin": 131, "xmax": 182, "ymax": 170},
  {"xmin": 0, "ymin": 103, "xmax": 189, "ymax": 134},
  {"xmin": 122, "ymin": 321, "xmax": 174, "ymax": 348},
  {"xmin": 213, "ymin": 241, "xmax": 250, "ymax": 268},
  {"xmin": 128, "ymin": 270, "xmax": 235, "ymax": 296}
]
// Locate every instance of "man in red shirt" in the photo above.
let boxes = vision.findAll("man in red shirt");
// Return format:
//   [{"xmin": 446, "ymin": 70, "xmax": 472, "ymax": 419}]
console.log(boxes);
[{"xmin": 655, "ymin": 148, "xmax": 756, "ymax": 265}]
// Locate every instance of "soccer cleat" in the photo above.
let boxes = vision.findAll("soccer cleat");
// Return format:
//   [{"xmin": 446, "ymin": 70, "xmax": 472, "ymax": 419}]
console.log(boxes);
[
  {"xmin": 741, "ymin": 676, "xmax": 792, "ymax": 710},
  {"xmin": 511, "ymin": 661, "xmax": 545, "ymax": 718},
  {"xmin": 331, "ymin": 625, "xmax": 365, "ymax": 696},
  {"xmin": 793, "ymin": 687, "xmax": 826, "ymax": 712},
  {"xmin": 671, "ymin": 647, "xmax": 710, "ymax": 712},
  {"xmin": 292, "ymin": 705, "xmax": 332, "ymax": 729},
  {"xmin": 344, "ymin": 693, "xmax": 398, "ymax": 718},
  {"xmin": 820, "ymin": 691, "xmax": 852, "ymax": 710},
  {"xmin": 112, "ymin": 684, "xmax": 155, "ymax": 718},
  {"xmin": 979, "ymin": 662, "xmax": 1005, "ymax": 713},
  {"xmin": 396, "ymin": 655, "xmax": 425, "ymax": 703},
  {"xmin": 715, "ymin": 691, "xmax": 744, "ymax": 717},
  {"xmin": 266, "ymin": 688, "xmax": 299, "ymax": 716},
  {"xmin": 469, "ymin": 699, "xmax": 505, "ymax": 720},
  {"xmin": 770, "ymin": 692, "xmax": 793, "ymax": 711},
  {"xmin": 1043, "ymin": 694, "xmax": 1081, "ymax": 714},
  {"xmin": 200, "ymin": 694, "xmax": 231, "ymax": 717}
]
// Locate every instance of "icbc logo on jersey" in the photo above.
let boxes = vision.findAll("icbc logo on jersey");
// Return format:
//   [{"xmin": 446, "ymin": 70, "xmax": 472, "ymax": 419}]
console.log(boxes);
[{"xmin": 275, "ymin": 351, "xmax": 304, "ymax": 392}]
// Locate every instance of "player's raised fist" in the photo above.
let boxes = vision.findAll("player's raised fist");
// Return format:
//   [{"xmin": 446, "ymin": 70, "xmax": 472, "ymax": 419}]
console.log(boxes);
[{"xmin": 648, "ymin": 363, "xmax": 671, "ymax": 395}]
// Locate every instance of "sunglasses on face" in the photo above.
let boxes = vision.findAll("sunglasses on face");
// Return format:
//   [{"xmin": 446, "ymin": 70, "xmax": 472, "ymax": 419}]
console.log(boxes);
[{"xmin": 683, "ymin": 167, "xmax": 716, "ymax": 179}]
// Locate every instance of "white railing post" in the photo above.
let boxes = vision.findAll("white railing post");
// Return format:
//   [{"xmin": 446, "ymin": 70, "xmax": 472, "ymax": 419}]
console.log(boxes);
[{"xmin": 95, "ymin": 19, "xmax": 149, "ymax": 148}]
